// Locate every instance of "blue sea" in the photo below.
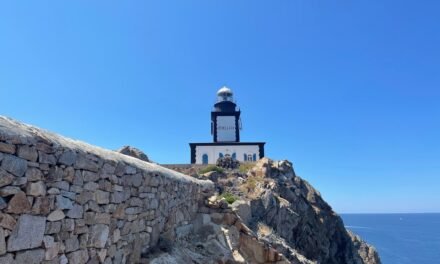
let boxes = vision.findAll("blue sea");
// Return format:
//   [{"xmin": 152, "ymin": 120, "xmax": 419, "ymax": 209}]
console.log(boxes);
[{"xmin": 341, "ymin": 214, "xmax": 440, "ymax": 264}]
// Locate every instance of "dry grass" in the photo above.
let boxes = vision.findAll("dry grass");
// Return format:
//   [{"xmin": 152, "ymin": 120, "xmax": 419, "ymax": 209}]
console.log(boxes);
[
  {"xmin": 238, "ymin": 162, "xmax": 256, "ymax": 174},
  {"xmin": 239, "ymin": 175, "xmax": 265, "ymax": 199},
  {"xmin": 199, "ymin": 165, "xmax": 224, "ymax": 174},
  {"xmin": 257, "ymin": 222, "xmax": 273, "ymax": 237}
]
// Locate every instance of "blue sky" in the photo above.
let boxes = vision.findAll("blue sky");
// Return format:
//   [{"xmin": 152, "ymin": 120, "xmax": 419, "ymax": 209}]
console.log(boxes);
[{"xmin": 1, "ymin": 1, "xmax": 439, "ymax": 213}]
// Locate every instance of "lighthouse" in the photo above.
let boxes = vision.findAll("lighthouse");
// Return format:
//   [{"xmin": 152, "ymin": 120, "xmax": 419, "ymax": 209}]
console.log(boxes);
[
  {"xmin": 211, "ymin": 87, "xmax": 241, "ymax": 142},
  {"xmin": 190, "ymin": 87, "xmax": 265, "ymax": 164}
]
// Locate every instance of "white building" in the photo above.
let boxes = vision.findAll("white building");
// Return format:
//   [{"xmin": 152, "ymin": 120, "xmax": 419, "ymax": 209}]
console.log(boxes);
[{"xmin": 189, "ymin": 87, "xmax": 265, "ymax": 164}]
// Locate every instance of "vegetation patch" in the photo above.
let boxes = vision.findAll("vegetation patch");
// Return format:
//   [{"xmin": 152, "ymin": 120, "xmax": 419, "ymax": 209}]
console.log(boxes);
[
  {"xmin": 219, "ymin": 192, "xmax": 238, "ymax": 204},
  {"xmin": 239, "ymin": 162, "xmax": 255, "ymax": 173},
  {"xmin": 199, "ymin": 165, "xmax": 224, "ymax": 174},
  {"xmin": 239, "ymin": 175, "xmax": 266, "ymax": 199}
]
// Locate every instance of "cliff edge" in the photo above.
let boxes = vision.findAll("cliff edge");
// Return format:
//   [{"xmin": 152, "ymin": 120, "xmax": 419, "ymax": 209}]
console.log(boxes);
[{"xmin": 186, "ymin": 159, "xmax": 381, "ymax": 264}]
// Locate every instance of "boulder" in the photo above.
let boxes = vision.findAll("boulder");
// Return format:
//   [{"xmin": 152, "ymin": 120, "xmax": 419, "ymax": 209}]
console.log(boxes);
[
  {"xmin": 231, "ymin": 200, "xmax": 251, "ymax": 225},
  {"xmin": 116, "ymin": 146, "xmax": 149, "ymax": 162}
]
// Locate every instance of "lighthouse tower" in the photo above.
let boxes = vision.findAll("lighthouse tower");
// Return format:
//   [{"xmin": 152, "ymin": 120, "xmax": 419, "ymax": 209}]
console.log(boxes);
[
  {"xmin": 211, "ymin": 87, "xmax": 241, "ymax": 142},
  {"xmin": 190, "ymin": 86, "xmax": 265, "ymax": 164}
]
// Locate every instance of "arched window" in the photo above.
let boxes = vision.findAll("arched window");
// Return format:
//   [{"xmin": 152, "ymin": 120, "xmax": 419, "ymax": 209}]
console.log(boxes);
[
  {"xmin": 253, "ymin": 154, "xmax": 257, "ymax": 161},
  {"xmin": 247, "ymin": 154, "xmax": 253, "ymax": 162},
  {"xmin": 232, "ymin": 153, "xmax": 236, "ymax": 160},
  {"xmin": 202, "ymin": 154, "xmax": 208, "ymax": 164},
  {"xmin": 219, "ymin": 153, "xmax": 224, "ymax": 158}
]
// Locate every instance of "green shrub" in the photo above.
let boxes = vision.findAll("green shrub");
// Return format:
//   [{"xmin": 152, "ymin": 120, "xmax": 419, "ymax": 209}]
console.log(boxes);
[
  {"xmin": 219, "ymin": 192, "xmax": 238, "ymax": 204},
  {"xmin": 199, "ymin": 165, "xmax": 224, "ymax": 174}
]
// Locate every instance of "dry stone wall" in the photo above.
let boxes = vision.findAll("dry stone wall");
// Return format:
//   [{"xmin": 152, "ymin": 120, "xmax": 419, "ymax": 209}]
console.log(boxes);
[{"xmin": 0, "ymin": 116, "xmax": 213, "ymax": 264}]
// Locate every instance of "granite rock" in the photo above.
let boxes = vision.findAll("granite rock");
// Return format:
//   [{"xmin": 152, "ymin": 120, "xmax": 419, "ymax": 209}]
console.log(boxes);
[
  {"xmin": 116, "ymin": 146, "xmax": 149, "ymax": 162},
  {"xmin": 1, "ymin": 154, "xmax": 27, "ymax": 177},
  {"xmin": 88, "ymin": 224, "xmax": 109, "ymax": 248},
  {"xmin": 26, "ymin": 181, "xmax": 47, "ymax": 196},
  {"xmin": 47, "ymin": 210, "xmax": 65, "ymax": 222},
  {"xmin": 17, "ymin": 145, "xmax": 38, "ymax": 162},
  {"xmin": 14, "ymin": 249, "xmax": 44, "ymax": 264},
  {"xmin": 7, "ymin": 214, "xmax": 46, "ymax": 251}
]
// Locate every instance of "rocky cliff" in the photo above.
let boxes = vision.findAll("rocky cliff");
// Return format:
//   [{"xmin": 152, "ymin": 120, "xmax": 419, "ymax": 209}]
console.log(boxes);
[
  {"xmin": 0, "ymin": 116, "xmax": 380, "ymax": 264},
  {"xmin": 169, "ymin": 160, "xmax": 382, "ymax": 264}
]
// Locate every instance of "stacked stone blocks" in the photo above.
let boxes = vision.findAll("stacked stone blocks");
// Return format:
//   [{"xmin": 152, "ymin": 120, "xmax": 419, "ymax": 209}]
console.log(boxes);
[{"xmin": 0, "ymin": 117, "xmax": 213, "ymax": 264}]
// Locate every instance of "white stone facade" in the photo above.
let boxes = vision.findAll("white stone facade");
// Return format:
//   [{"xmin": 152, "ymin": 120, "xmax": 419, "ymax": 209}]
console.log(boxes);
[{"xmin": 194, "ymin": 145, "xmax": 260, "ymax": 164}]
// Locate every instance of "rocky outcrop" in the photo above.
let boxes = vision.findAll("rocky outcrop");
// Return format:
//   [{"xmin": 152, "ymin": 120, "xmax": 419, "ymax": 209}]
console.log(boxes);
[
  {"xmin": 143, "ymin": 194, "xmax": 291, "ymax": 264},
  {"xmin": 214, "ymin": 158, "xmax": 381, "ymax": 264},
  {"xmin": 116, "ymin": 146, "xmax": 150, "ymax": 162},
  {"xmin": 0, "ymin": 116, "xmax": 213, "ymax": 263},
  {"xmin": 156, "ymin": 158, "xmax": 381, "ymax": 264}
]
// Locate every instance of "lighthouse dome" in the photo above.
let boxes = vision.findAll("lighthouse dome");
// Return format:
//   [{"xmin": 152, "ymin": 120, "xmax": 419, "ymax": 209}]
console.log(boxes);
[
  {"xmin": 217, "ymin": 86, "xmax": 234, "ymax": 102},
  {"xmin": 217, "ymin": 86, "xmax": 233, "ymax": 96}
]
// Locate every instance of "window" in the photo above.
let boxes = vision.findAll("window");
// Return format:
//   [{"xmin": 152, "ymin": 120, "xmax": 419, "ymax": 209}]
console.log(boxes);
[
  {"xmin": 247, "ymin": 154, "xmax": 252, "ymax": 162},
  {"xmin": 232, "ymin": 153, "xmax": 236, "ymax": 160},
  {"xmin": 202, "ymin": 154, "xmax": 208, "ymax": 164}
]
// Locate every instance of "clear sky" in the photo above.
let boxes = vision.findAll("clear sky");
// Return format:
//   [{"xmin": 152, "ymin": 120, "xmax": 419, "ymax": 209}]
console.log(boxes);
[{"xmin": 1, "ymin": 1, "xmax": 439, "ymax": 213}]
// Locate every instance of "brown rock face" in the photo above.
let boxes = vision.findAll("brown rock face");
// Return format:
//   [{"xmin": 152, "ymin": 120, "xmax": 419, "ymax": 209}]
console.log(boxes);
[
  {"xmin": 6, "ymin": 191, "xmax": 31, "ymax": 214},
  {"xmin": 0, "ymin": 142, "xmax": 16, "ymax": 154},
  {"xmin": 0, "ymin": 169, "xmax": 14, "ymax": 187},
  {"xmin": 243, "ymin": 158, "xmax": 381, "ymax": 264},
  {"xmin": 0, "ymin": 213, "xmax": 16, "ymax": 230}
]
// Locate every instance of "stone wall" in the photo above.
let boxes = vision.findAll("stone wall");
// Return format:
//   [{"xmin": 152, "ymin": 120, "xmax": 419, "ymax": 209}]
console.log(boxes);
[{"xmin": 0, "ymin": 116, "xmax": 213, "ymax": 264}]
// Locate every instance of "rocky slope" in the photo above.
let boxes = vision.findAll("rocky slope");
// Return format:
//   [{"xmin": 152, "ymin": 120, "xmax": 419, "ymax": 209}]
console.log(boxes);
[{"xmin": 168, "ymin": 159, "xmax": 381, "ymax": 264}]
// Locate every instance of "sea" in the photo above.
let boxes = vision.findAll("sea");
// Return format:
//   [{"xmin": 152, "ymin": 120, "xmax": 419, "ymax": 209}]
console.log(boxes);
[{"xmin": 341, "ymin": 213, "xmax": 440, "ymax": 264}]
